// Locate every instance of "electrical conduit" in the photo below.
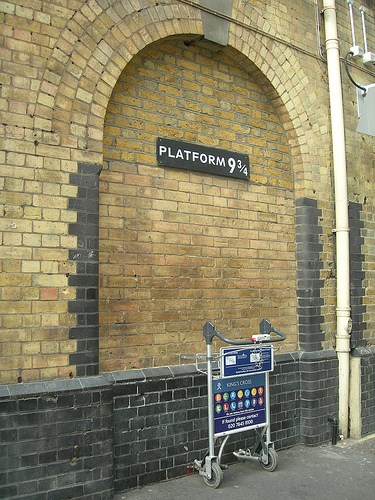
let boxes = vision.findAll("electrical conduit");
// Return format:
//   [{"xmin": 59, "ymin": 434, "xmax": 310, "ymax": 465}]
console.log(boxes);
[{"xmin": 322, "ymin": 0, "xmax": 352, "ymax": 438}]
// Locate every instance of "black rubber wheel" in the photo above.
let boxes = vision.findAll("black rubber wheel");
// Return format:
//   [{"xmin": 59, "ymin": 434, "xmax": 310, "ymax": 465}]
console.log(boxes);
[
  {"xmin": 259, "ymin": 447, "xmax": 278, "ymax": 472},
  {"xmin": 203, "ymin": 461, "xmax": 224, "ymax": 488}
]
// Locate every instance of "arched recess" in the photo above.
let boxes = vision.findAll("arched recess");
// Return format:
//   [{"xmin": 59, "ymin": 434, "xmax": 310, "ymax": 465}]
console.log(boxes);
[
  {"xmin": 100, "ymin": 35, "xmax": 297, "ymax": 371},
  {"xmin": 36, "ymin": 1, "xmax": 316, "ymax": 192},
  {"xmin": 34, "ymin": 1, "xmax": 324, "ymax": 373},
  {"xmin": 36, "ymin": 2, "xmax": 203, "ymax": 162}
]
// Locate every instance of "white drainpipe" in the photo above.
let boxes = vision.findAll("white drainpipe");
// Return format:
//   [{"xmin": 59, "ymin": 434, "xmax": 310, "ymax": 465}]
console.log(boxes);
[{"xmin": 322, "ymin": 0, "xmax": 352, "ymax": 438}]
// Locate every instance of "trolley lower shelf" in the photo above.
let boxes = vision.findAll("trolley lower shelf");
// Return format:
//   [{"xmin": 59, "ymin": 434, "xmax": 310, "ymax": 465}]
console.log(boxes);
[{"xmin": 192, "ymin": 426, "xmax": 278, "ymax": 488}]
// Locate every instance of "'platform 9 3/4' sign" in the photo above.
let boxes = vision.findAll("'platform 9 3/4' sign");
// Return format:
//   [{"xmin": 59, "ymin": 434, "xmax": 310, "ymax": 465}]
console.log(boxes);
[{"xmin": 157, "ymin": 137, "xmax": 249, "ymax": 180}]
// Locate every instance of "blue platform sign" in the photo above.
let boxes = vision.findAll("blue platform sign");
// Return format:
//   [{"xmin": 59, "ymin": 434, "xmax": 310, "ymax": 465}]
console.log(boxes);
[
  {"xmin": 220, "ymin": 346, "xmax": 273, "ymax": 377},
  {"xmin": 213, "ymin": 373, "xmax": 266, "ymax": 437}
]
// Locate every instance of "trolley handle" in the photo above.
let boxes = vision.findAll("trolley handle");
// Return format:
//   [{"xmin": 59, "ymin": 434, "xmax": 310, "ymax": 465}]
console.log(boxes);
[{"xmin": 203, "ymin": 319, "xmax": 286, "ymax": 346}]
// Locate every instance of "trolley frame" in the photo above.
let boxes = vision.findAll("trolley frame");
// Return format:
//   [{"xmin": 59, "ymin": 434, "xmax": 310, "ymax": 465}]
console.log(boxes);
[{"xmin": 193, "ymin": 319, "xmax": 286, "ymax": 488}]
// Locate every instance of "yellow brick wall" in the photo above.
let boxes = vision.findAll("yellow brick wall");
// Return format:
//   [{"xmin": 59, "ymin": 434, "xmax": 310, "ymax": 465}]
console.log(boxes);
[
  {"xmin": 0, "ymin": 0, "xmax": 374, "ymax": 382},
  {"xmin": 100, "ymin": 37, "xmax": 297, "ymax": 371},
  {"xmin": 0, "ymin": 147, "xmax": 78, "ymax": 383}
]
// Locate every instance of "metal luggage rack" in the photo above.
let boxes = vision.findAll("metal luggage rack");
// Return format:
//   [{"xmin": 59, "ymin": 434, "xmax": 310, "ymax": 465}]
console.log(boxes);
[
  {"xmin": 182, "ymin": 319, "xmax": 286, "ymax": 488},
  {"xmin": 179, "ymin": 352, "xmax": 220, "ymax": 375}
]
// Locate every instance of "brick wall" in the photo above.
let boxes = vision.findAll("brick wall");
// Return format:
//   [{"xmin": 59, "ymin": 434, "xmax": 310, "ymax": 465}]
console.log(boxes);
[
  {"xmin": 1, "ymin": 0, "xmax": 374, "ymax": 382},
  {"xmin": 349, "ymin": 202, "xmax": 366, "ymax": 349},
  {"xmin": 0, "ymin": 356, "xmax": 301, "ymax": 497},
  {"xmin": 0, "ymin": 351, "xmax": 349, "ymax": 497},
  {"xmin": 271, "ymin": 353, "xmax": 300, "ymax": 449},
  {"xmin": 353, "ymin": 346, "xmax": 375, "ymax": 436},
  {"xmin": 360, "ymin": 200, "xmax": 375, "ymax": 345},
  {"xmin": 300, "ymin": 351, "xmax": 339, "ymax": 445},
  {"xmin": 0, "ymin": 377, "xmax": 113, "ymax": 499},
  {"xmin": 296, "ymin": 198, "xmax": 325, "ymax": 351},
  {"xmin": 68, "ymin": 163, "xmax": 102, "ymax": 377},
  {"xmin": 100, "ymin": 37, "xmax": 297, "ymax": 372},
  {"xmin": 110, "ymin": 362, "xmax": 300, "ymax": 492},
  {"xmin": 0, "ymin": 0, "xmax": 374, "ymax": 467}
]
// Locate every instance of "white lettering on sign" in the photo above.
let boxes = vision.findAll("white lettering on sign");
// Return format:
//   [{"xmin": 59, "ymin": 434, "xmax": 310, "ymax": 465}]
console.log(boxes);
[
  {"xmin": 159, "ymin": 145, "xmax": 227, "ymax": 168},
  {"xmin": 157, "ymin": 138, "xmax": 249, "ymax": 179}
]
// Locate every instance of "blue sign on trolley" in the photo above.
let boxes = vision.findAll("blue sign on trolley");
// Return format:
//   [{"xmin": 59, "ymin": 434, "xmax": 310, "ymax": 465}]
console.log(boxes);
[
  {"xmin": 220, "ymin": 346, "xmax": 273, "ymax": 378},
  {"xmin": 213, "ymin": 373, "xmax": 266, "ymax": 437}
]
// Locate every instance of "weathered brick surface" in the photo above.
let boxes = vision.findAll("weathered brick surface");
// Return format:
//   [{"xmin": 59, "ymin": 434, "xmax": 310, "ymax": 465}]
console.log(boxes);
[
  {"xmin": 299, "ymin": 350, "xmax": 339, "ymax": 445},
  {"xmin": 0, "ymin": 351, "xmax": 348, "ymax": 496},
  {"xmin": 0, "ymin": 0, "xmax": 373, "ymax": 454},
  {"xmin": 100, "ymin": 37, "xmax": 297, "ymax": 371},
  {"xmin": 359, "ymin": 348, "xmax": 375, "ymax": 436},
  {"xmin": 0, "ymin": 377, "xmax": 114, "ymax": 499},
  {"xmin": 296, "ymin": 198, "xmax": 324, "ymax": 351}
]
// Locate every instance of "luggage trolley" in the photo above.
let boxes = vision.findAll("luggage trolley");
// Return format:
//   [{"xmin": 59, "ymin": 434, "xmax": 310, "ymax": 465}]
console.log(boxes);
[{"xmin": 193, "ymin": 319, "xmax": 286, "ymax": 488}]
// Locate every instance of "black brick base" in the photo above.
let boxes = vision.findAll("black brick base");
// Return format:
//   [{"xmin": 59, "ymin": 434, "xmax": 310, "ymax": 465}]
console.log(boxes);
[
  {"xmin": 299, "ymin": 350, "xmax": 339, "ymax": 445},
  {"xmin": 353, "ymin": 346, "xmax": 375, "ymax": 436},
  {"xmin": 0, "ymin": 377, "xmax": 113, "ymax": 499},
  {"xmin": 1, "ymin": 350, "xmax": 374, "ymax": 498}
]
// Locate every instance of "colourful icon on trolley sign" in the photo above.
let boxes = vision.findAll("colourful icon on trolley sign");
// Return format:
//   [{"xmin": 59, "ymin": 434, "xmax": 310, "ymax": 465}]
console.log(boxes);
[{"xmin": 213, "ymin": 373, "xmax": 267, "ymax": 436}]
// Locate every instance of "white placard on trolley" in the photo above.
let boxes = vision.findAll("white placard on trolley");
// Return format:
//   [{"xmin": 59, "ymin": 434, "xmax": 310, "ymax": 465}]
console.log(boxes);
[{"xmin": 220, "ymin": 345, "xmax": 274, "ymax": 378}]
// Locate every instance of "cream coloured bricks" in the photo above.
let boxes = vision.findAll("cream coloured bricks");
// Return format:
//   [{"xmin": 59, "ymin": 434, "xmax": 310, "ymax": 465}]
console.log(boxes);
[{"xmin": 0, "ymin": 0, "xmax": 374, "ymax": 382}]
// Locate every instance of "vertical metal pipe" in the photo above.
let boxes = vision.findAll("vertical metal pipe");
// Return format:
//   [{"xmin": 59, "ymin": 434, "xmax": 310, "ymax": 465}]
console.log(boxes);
[
  {"xmin": 322, "ymin": 0, "xmax": 352, "ymax": 439},
  {"xmin": 206, "ymin": 343, "xmax": 215, "ymax": 458},
  {"xmin": 265, "ymin": 370, "xmax": 271, "ymax": 445},
  {"xmin": 347, "ymin": 0, "xmax": 357, "ymax": 46},
  {"xmin": 359, "ymin": 6, "xmax": 368, "ymax": 53}
]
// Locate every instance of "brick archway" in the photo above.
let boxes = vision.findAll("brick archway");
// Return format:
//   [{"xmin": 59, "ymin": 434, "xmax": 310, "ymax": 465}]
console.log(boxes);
[
  {"xmin": 36, "ymin": 1, "xmax": 314, "ymax": 190},
  {"xmin": 99, "ymin": 35, "xmax": 297, "ymax": 371},
  {"xmin": 33, "ymin": 1, "xmax": 322, "ymax": 375}
]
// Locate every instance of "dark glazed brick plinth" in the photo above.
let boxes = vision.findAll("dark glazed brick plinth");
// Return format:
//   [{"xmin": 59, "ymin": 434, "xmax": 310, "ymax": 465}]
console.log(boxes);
[
  {"xmin": 1, "ymin": 350, "xmax": 374, "ymax": 497},
  {"xmin": 68, "ymin": 163, "xmax": 102, "ymax": 377},
  {"xmin": 296, "ymin": 198, "xmax": 324, "ymax": 351}
]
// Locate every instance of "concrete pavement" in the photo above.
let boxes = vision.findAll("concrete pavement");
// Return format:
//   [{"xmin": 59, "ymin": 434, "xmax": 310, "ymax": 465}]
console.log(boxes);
[{"xmin": 115, "ymin": 435, "xmax": 375, "ymax": 500}]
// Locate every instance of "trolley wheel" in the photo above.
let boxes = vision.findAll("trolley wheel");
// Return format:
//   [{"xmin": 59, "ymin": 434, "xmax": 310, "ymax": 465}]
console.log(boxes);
[
  {"xmin": 259, "ymin": 447, "xmax": 278, "ymax": 472},
  {"xmin": 203, "ymin": 461, "xmax": 223, "ymax": 488}
]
